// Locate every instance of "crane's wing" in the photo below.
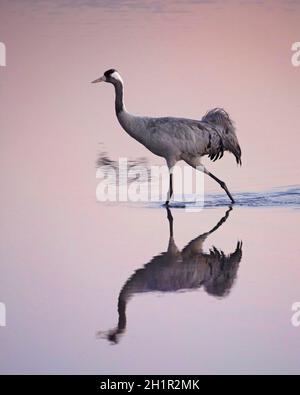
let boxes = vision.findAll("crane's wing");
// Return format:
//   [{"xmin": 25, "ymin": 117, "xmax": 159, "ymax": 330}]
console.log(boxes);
[
  {"xmin": 144, "ymin": 109, "xmax": 241, "ymax": 165},
  {"xmin": 201, "ymin": 108, "xmax": 242, "ymax": 165}
]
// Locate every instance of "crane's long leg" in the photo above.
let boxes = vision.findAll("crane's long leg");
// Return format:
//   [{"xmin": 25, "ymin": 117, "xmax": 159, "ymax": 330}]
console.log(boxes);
[
  {"xmin": 183, "ymin": 158, "xmax": 235, "ymax": 204},
  {"xmin": 181, "ymin": 206, "xmax": 232, "ymax": 256},
  {"xmin": 203, "ymin": 168, "xmax": 235, "ymax": 203},
  {"xmin": 166, "ymin": 207, "xmax": 174, "ymax": 237},
  {"xmin": 165, "ymin": 171, "xmax": 173, "ymax": 206}
]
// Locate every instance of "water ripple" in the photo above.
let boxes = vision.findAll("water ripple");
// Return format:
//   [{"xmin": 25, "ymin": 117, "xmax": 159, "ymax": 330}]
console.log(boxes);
[
  {"xmin": 204, "ymin": 185, "xmax": 300, "ymax": 209},
  {"xmin": 145, "ymin": 186, "xmax": 300, "ymax": 209}
]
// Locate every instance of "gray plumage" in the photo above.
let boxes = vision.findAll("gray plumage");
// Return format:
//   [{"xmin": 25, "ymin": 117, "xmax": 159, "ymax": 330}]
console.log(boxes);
[
  {"xmin": 92, "ymin": 69, "xmax": 242, "ymax": 204},
  {"xmin": 202, "ymin": 108, "xmax": 242, "ymax": 165}
]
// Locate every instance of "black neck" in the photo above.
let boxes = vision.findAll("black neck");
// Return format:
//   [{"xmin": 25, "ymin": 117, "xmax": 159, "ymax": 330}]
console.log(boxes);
[
  {"xmin": 114, "ymin": 80, "xmax": 125, "ymax": 115},
  {"xmin": 117, "ymin": 297, "xmax": 127, "ymax": 331}
]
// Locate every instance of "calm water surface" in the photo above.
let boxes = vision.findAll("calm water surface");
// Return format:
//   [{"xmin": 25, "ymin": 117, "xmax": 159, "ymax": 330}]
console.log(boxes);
[{"xmin": 1, "ymin": 192, "xmax": 300, "ymax": 374}]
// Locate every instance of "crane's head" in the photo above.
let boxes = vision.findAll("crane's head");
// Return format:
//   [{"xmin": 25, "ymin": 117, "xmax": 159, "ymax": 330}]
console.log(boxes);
[{"xmin": 91, "ymin": 69, "xmax": 123, "ymax": 85}]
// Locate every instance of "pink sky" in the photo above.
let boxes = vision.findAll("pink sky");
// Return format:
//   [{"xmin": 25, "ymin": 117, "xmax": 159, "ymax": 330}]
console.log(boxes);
[{"xmin": 0, "ymin": 0, "xmax": 299, "ymax": 199}]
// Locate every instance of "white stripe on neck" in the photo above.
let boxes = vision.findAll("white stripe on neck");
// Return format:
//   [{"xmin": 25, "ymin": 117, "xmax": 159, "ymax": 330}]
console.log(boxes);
[{"xmin": 111, "ymin": 71, "xmax": 123, "ymax": 84}]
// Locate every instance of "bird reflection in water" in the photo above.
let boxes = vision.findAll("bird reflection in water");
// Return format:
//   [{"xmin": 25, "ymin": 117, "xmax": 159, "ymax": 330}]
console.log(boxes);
[{"xmin": 98, "ymin": 207, "xmax": 242, "ymax": 344}]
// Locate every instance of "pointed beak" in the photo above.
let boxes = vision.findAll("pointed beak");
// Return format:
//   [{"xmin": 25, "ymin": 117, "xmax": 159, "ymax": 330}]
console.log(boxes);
[{"xmin": 91, "ymin": 76, "xmax": 105, "ymax": 84}]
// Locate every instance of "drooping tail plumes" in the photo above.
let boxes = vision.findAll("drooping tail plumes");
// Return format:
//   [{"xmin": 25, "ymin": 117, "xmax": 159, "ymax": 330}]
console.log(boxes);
[{"xmin": 202, "ymin": 108, "xmax": 242, "ymax": 165}]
